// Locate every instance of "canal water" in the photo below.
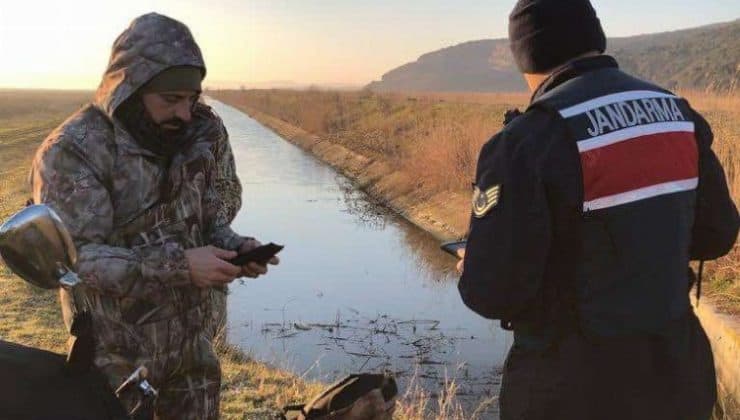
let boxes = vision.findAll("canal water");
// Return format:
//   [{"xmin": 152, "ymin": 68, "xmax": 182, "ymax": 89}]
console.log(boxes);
[{"xmin": 210, "ymin": 99, "xmax": 513, "ymax": 415}]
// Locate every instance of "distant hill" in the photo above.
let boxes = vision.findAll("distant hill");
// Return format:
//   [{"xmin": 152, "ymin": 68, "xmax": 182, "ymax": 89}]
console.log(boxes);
[{"xmin": 366, "ymin": 19, "xmax": 739, "ymax": 93}]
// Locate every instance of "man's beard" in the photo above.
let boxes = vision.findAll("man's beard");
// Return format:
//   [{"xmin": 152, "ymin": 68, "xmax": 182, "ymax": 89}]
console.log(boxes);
[{"xmin": 115, "ymin": 95, "xmax": 191, "ymax": 158}]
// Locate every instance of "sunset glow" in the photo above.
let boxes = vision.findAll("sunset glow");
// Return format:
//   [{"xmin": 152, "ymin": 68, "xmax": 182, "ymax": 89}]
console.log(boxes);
[{"xmin": 0, "ymin": 0, "xmax": 737, "ymax": 90}]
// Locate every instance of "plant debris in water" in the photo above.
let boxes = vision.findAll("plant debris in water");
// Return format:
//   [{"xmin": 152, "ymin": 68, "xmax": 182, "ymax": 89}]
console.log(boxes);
[{"xmin": 255, "ymin": 308, "xmax": 500, "ymax": 409}]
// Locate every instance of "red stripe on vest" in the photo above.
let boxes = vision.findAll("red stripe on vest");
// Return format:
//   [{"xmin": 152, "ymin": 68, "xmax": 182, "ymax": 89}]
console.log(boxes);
[{"xmin": 581, "ymin": 131, "xmax": 698, "ymax": 202}]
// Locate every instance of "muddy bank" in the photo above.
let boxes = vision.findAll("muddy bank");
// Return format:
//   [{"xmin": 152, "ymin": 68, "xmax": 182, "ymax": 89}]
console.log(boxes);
[{"xmin": 226, "ymin": 103, "xmax": 740, "ymax": 413}]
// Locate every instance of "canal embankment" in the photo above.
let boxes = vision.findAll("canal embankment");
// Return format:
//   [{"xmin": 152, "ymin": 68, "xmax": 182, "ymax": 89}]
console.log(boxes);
[{"xmin": 218, "ymin": 98, "xmax": 740, "ymax": 417}]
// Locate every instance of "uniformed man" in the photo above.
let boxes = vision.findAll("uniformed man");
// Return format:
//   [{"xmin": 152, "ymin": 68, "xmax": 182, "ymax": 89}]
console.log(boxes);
[
  {"xmin": 30, "ymin": 13, "xmax": 277, "ymax": 419},
  {"xmin": 456, "ymin": 1, "xmax": 739, "ymax": 419}
]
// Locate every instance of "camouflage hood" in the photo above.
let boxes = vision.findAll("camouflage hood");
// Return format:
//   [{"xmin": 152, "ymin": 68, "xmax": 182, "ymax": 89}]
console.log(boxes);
[{"xmin": 94, "ymin": 13, "xmax": 206, "ymax": 119}]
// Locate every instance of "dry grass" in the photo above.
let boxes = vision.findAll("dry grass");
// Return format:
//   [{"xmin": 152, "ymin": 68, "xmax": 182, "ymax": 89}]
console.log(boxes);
[
  {"xmin": 212, "ymin": 89, "xmax": 524, "ymax": 199},
  {"xmin": 680, "ymin": 91, "xmax": 740, "ymax": 315},
  {"xmin": 0, "ymin": 91, "xmax": 95, "ymax": 354},
  {"xmin": 395, "ymin": 367, "xmax": 497, "ymax": 420},
  {"xmin": 0, "ymin": 89, "xmax": 91, "ymax": 222}
]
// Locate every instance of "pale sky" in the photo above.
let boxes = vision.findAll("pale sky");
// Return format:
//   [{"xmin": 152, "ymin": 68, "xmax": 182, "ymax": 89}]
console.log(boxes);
[{"xmin": 0, "ymin": 0, "xmax": 738, "ymax": 89}]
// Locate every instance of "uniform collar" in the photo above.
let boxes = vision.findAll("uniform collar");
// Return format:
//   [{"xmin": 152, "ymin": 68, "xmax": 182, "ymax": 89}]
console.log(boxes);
[{"xmin": 530, "ymin": 55, "xmax": 619, "ymax": 103}]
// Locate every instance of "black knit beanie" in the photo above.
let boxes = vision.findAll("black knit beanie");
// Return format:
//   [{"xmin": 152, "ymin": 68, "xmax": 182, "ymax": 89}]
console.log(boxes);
[
  {"xmin": 509, "ymin": 0, "xmax": 606, "ymax": 73},
  {"xmin": 141, "ymin": 65, "xmax": 203, "ymax": 93}
]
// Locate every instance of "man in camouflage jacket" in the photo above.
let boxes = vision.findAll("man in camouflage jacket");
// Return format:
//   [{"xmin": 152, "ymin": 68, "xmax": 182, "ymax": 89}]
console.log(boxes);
[{"xmin": 30, "ymin": 13, "xmax": 274, "ymax": 419}]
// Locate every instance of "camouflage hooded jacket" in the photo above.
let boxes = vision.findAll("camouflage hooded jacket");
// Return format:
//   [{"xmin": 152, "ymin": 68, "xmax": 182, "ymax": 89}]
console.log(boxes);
[{"xmin": 30, "ymin": 13, "xmax": 245, "ymax": 332}]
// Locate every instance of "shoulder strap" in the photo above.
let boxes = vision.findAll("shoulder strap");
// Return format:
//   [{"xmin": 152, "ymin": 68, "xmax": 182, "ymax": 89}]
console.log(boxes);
[{"xmin": 66, "ymin": 311, "xmax": 96, "ymax": 374}]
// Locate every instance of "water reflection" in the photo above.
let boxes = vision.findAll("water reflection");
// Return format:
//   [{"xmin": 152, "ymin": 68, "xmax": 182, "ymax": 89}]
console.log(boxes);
[
  {"xmin": 337, "ymin": 177, "xmax": 389, "ymax": 231},
  {"xmin": 337, "ymin": 176, "xmax": 457, "ymax": 278},
  {"xmin": 208, "ymin": 99, "xmax": 512, "ymax": 416}
]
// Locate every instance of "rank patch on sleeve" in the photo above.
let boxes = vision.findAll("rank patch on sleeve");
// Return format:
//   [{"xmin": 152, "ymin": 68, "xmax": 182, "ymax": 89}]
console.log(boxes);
[{"xmin": 472, "ymin": 185, "xmax": 501, "ymax": 218}]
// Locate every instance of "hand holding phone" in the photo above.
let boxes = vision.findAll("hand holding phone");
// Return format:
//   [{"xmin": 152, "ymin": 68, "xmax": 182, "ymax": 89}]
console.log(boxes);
[
  {"xmin": 440, "ymin": 240, "xmax": 466, "ymax": 259},
  {"xmin": 229, "ymin": 243, "xmax": 284, "ymax": 266}
]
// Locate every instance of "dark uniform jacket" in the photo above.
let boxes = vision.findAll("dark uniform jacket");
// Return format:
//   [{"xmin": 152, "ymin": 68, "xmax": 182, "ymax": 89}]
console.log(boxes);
[{"xmin": 459, "ymin": 55, "xmax": 739, "ymax": 343}]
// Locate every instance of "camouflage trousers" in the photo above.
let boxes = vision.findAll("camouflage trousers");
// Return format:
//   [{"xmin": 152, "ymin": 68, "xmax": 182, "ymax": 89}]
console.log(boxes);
[
  {"xmin": 206, "ymin": 287, "xmax": 228, "ymax": 341},
  {"xmin": 90, "ymin": 294, "xmax": 228, "ymax": 420}
]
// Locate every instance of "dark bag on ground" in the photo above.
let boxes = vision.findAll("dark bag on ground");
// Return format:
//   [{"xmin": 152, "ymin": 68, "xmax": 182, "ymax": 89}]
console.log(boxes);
[
  {"xmin": 282, "ymin": 374, "xmax": 397, "ymax": 420},
  {"xmin": 0, "ymin": 339, "xmax": 129, "ymax": 420}
]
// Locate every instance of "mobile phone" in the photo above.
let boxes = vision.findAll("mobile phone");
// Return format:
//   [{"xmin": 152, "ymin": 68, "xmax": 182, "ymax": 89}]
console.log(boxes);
[
  {"xmin": 229, "ymin": 243, "xmax": 284, "ymax": 266},
  {"xmin": 440, "ymin": 240, "xmax": 466, "ymax": 259}
]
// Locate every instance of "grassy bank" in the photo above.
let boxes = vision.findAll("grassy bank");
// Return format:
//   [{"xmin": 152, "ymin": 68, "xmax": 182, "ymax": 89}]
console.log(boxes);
[{"xmin": 211, "ymin": 89, "xmax": 739, "ymax": 315}]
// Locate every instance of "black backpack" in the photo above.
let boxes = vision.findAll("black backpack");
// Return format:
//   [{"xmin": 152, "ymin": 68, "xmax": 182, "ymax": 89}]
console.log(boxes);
[{"xmin": 0, "ymin": 339, "xmax": 129, "ymax": 420}]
